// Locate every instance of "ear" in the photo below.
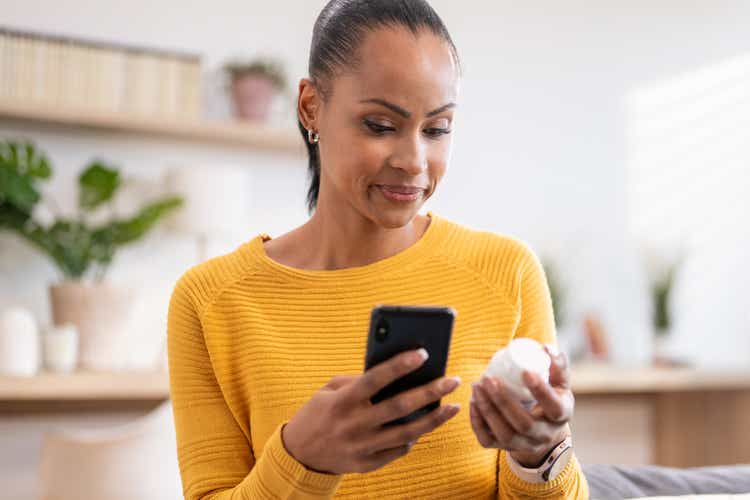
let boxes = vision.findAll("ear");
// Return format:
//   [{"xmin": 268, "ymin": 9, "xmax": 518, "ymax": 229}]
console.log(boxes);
[{"xmin": 298, "ymin": 77, "xmax": 321, "ymax": 131}]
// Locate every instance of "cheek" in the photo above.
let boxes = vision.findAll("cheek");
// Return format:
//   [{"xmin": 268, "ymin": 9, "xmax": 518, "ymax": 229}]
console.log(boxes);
[
  {"xmin": 347, "ymin": 137, "xmax": 391, "ymax": 185},
  {"xmin": 427, "ymin": 148, "xmax": 450, "ymax": 185}
]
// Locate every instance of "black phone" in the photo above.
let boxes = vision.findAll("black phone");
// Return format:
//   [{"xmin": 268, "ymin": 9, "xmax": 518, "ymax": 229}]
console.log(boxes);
[{"xmin": 364, "ymin": 304, "xmax": 456, "ymax": 427}]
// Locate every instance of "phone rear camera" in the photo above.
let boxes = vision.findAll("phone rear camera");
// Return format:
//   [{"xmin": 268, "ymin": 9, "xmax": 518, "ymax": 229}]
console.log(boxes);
[{"xmin": 375, "ymin": 318, "xmax": 389, "ymax": 342}]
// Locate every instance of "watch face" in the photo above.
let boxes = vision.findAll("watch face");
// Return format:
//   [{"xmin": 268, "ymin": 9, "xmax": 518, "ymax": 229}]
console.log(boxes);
[{"xmin": 542, "ymin": 446, "xmax": 573, "ymax": 481}]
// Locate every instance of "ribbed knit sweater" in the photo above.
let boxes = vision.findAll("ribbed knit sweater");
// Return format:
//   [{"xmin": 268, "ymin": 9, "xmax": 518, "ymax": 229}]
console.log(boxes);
[{"xmin": 167, "ymin": 211, "xmax": 589, "ymax": 499}]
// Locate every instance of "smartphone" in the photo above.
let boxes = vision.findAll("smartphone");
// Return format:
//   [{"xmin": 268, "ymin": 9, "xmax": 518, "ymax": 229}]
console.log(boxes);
[{"xmin": 364, "ymin": 304, "xmax": 456, "ymax": 427}]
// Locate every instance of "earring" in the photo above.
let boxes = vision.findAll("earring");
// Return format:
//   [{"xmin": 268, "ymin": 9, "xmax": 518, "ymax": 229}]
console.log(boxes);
[{"xmin": 307, "ymin": 128, "xmax": 320, "ymax": 144}]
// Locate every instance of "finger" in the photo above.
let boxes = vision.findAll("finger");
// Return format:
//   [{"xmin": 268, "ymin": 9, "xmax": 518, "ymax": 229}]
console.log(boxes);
[
  {"xmin": 325, "ymin": 374, "xmax": 358, "ymax": 391},
  {"xmin": 370, "ymin": 374, "xmax": 460, "ymax": 426},
  {"xmin": 480, "ymin": 376, "xmax": 546, "ymax": 443},
  {"xmin": 473, "ymin": 384, "xmax": 540, "ymax": 451},
  {"xmin": 368, "ymin": 402, "xmax": 460, "ymax": 453},
  {"xmin": 528, "ymin": 403, "xmax": 546, "ymax": 420},
  {"xmin": 544, "ymin": 344, "xmax": 571, "ymax": 389},
  {"xmin": 522, "ymin": 371, "xmax": 574, "ymax": 423},
  {"xmin": 469, "ymin": 398, "xmax": 497, "ymax": 448},
  {"xmin": 350, "ymin": 349, "xmax": 428, "ymax": 403}
]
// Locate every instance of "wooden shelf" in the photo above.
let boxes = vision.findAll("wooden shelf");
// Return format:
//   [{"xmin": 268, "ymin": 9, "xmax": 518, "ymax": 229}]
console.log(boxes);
[
  {"xmin": 0, "ymin": 100, "xmax": 304, "ymax": 153},
  {"xmin": 4, "ymin": 364, "xmax": 749, "ymax": 402},
  {"xmin": 571, "ymin": 362, "xmax": 750, "ymax": 394},
  {"xmin": 0, "ymin": 370, "xmax": 169, "ymax": 401}
]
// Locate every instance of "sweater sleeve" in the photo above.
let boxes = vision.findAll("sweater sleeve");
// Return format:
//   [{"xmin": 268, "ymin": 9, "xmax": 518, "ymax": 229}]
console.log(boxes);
[
  {"xmin": 167, "ymin": 274, "xmax": 343, "ymax": 499},
  {"xmin": 496, "ymin": 242, "xmax": 589, "ymax": 498}
]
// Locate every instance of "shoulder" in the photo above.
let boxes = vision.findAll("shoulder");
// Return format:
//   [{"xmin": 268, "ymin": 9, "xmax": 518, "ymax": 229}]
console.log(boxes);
[
  {"xmin": 171, "ymin": 240, "xmax": 262, "ymax": 316},
  {"xmin": 434, "ymin": 214, "xmax": 542, "ymax": 301},
  {"xmin": 436, "ymin": 214, "xmax": 539, "ymax": 275}
]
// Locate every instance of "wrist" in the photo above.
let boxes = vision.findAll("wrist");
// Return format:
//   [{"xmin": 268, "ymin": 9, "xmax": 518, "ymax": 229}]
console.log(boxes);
[
  {"xmin": 506, "ymin": 435, "xmax": 574, "ymax": 483},
  {"xmin": 510, "ymin": 431, "xmax": 571, "ymax": 468},
  {"xmin": 510, "ymin": 448, "xmax": 551, "ymax": 468},
  {"xmin": 281, "ymin": 422, "xmax": 304, "ymax": 465},
  {"xmin": 281, "ymin": 422, "xmax": 335, "ymax": 475}
]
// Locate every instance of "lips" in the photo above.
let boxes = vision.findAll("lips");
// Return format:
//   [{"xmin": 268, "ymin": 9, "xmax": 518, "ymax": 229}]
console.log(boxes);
[
  {"xmin": 376, "ymin": 185, "xmax": 425, "ymax": 202},
  {"xmin": 376, "ymin": 184, "xmax": 425, "ymax": 194}
]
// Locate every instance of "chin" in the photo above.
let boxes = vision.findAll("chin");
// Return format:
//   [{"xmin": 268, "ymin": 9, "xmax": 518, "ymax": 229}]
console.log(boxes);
[{"xmin": 370, "ymin": 206, "xmax": 422, "ymax": 229}]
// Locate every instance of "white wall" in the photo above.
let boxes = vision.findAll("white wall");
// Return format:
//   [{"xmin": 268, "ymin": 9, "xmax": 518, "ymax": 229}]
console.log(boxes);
[{"xmin": 2, "ymin": 0, "xmax": 749, "ymax": 367}]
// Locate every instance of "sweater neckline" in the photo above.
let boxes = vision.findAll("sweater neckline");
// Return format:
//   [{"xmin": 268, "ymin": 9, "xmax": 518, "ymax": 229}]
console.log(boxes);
[{"xmin": 246, "ymin": 211, "xmax": 444, "ymax": 284}]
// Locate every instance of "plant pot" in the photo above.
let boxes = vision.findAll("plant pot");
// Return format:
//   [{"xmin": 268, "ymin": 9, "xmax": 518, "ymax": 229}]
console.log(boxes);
[
  {"xmin": 48, "ymin": 280, "xmax": 134, "ymax": 372},
  {"xmin": 230, "ymin": 74, "xmax": 276, "ymax": 122},
  {"xmin": 653, "ymin": 329, "xmax": 669, "ymax": 361}
]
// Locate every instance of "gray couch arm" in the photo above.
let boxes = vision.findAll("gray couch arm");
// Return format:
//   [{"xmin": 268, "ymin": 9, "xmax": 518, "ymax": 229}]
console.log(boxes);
[{"xmin": 583, "ymin": 463, "xmax": 750, "ymax": 499}]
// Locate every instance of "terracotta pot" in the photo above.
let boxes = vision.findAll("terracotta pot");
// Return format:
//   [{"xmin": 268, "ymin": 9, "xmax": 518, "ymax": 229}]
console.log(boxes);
[
  {"xmin": 230, "ymin": 74, "xmax": 276, "ymax": 122},
  {"xmin": 48, "ymin": 281, "xmax": 134, "ymax": 372}
]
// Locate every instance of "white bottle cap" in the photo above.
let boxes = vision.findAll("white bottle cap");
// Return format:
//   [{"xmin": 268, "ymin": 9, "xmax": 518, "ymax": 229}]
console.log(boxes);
[{"xmin": 484, "ymin": 338, "xmax": 551, "ymax": 407}]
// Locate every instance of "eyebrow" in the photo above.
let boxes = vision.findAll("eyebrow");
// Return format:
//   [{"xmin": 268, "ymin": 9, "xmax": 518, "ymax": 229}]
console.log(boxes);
[{"xmin": 359, "ymin": 98, "xmax": 455, "ymax": 118}]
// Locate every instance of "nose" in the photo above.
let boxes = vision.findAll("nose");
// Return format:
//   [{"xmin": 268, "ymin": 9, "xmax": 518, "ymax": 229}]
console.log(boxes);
[{"xmin": 390, "ymin": 132, "xmax": 428, "ymax": 176}]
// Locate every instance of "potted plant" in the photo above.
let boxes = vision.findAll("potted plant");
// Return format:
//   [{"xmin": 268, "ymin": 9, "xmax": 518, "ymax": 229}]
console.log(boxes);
[
  {"xmin": 223, "ymin": 56, "xmax": 288, "ymax": 122},
  {"xmin": 643, "ymin": 246, "xmax": 684, "ymax": 365},
  {"xmin": 0, "ymin": 139, "xmax": 183, "ymax": 371},
  {"xmin": 541, "ymin": 256, "xmax": 581, "ymax": 361},
  {"xmin": 542, "ymin": 257, "xmax": 567, "ymax": 330}
]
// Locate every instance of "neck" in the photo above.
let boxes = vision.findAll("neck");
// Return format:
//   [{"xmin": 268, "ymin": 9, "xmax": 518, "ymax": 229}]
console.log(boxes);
[{"xmin": 298, "ymin": 192, "xmax": 429, "ymax": 271}]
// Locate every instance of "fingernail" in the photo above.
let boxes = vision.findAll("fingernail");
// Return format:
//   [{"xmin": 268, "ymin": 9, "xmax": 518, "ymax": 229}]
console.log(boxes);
[
  {"xmin": 441, "ymin": 375, "xmax": 461, "ymax": 391},
  {"xmin": 409, "ymin": 348, "xmax": 428, "ymax": 366}
]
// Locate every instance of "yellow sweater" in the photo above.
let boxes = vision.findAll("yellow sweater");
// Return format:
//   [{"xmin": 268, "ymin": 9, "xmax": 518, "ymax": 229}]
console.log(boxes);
[{"xmin": 167, "ymin": 211, "xmax": 589, "ymax": 499}]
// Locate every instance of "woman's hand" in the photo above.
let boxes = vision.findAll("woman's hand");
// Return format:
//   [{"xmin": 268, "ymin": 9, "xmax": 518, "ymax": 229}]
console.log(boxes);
[
  {"xmin": 282, "ymin": 348, "xmax": 461, "ymax": 475},
  {"xmin": 469, "ymin": 344, "xmax": 574, "ymax": 467}
]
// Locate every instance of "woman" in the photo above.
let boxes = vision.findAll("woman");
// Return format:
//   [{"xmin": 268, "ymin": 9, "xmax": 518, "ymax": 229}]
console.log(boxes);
[{"xmin": 167, "ymin": 1, "xmax": 589, "ymax": 498}]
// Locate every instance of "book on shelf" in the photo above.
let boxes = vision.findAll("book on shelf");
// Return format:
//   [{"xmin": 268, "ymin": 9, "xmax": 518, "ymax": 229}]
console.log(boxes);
[{"xmin": 0, "ymin": 26, "xmax": 203, "ymax": 120}]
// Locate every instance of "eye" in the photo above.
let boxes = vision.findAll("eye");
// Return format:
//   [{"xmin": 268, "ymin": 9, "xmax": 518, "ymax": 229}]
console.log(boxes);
[
  {"xmin": 364, "ymin": 120, "xmax": 394, "ymax": 134},
  {"xmin": 424, "ymin": 127, "xmax": 452, "ymax": 138}
]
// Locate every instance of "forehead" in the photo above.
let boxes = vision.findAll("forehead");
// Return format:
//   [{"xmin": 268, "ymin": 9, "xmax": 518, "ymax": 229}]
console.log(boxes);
[{"xmin": 335, "ymin": 26, "xmax": 459, "ymax": 108}]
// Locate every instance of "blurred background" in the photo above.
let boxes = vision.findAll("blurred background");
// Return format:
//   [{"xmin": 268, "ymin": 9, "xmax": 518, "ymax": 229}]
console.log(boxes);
[{"xmin": 0, "ymin": 1, "xmax": 748, "ymax": 498}]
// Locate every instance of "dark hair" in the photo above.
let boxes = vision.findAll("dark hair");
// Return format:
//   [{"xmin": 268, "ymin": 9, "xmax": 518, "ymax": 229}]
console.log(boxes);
[{"xmin": 299, "ymin": 0, "xmax": 462, "ymax": 214}]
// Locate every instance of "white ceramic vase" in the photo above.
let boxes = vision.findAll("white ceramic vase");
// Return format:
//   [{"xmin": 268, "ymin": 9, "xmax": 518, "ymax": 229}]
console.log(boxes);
[{"xmin": 0, "ymin": 306, "xmax": 40, "ymax": 376}]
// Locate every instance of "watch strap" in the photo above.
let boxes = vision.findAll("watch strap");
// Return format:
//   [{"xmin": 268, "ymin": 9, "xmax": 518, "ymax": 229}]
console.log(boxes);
[{"xmin": 505, "ymin": 436, "xmax": 573, "ymax": 483}]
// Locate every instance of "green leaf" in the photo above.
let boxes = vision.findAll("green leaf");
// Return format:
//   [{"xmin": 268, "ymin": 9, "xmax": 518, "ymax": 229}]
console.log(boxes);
[
  {"xmin": 110, "ymin": 196, "xmax": 183, "ymax": 245},
  {"xmin": 0, "ymin": 140, "xmax": 52, "ymax": 178},
  {"xmin": 22, "ymin": 142, "xmax": 52, "ymax": 179},
  {"xmin": 0, "ymin": 163, "xmax": 41, "ymax": 213},
  {"xmin": 79, "ymin": 161, "xmax": 120, "ymax": 210},
  {"xmin": 45, "ymin": 219, "xmax": 93, "ymax": 279},
  {"xmin": 0, "ymin": 200, "xmax": 31, "ymax": 229}
]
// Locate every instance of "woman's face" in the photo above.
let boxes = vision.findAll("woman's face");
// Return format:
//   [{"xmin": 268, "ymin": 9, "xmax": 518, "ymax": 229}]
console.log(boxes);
[{"xmin": 300, "ymin": 26, "xmax": 460, "ymax": 228}]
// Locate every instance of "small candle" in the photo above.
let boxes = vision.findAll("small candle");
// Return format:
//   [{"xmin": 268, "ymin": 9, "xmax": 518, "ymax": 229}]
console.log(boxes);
[
  {"xmin": 483, "ymin": 338, "xmax": 551, "ymax": 409},
  {"xmin": 42, "ymin": 323, "xmax": 79, "ymax": 373}
]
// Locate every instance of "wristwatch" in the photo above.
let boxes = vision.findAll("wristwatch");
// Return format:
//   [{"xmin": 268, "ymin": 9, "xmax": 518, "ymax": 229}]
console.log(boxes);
[{"xmin": 505, "ymin": 436, "xmax": 573, "ymax": 483}]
